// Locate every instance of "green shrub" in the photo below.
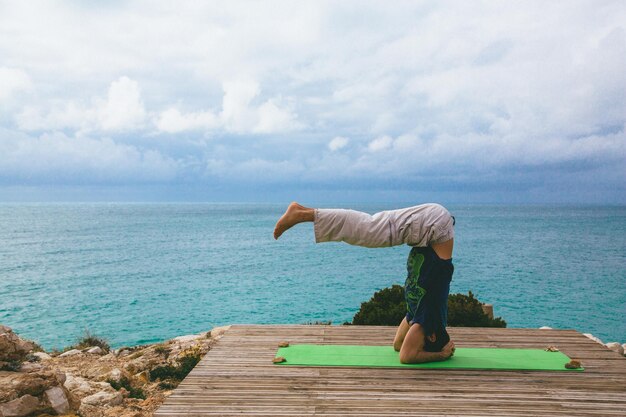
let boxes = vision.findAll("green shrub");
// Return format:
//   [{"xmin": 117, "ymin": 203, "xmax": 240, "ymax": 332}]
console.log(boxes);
[
  {"xmin": 158, "ymin": 381, "xmax": 178, "ymax": 390},
  {"xmin": 352, "ymin": 285, "xmax": 406, "ymax": 326},
  {"xmin": 0, "ymin": 360, "xmax": 22, "ymax": 372},
  {"xmin": 149, "ymin": 348, "xmax": 203, "ymax": 382},
  {"xmin": 448, "ymin": 291, "xmax": 506, "ymax": 327},
  {"xmin": 154, "ymin": 344, "xmax": 171, "ymax": 357},
  {"xmin": 107, "ymin": 377, "xmax": 146, "ymax": 399},
  {"xmin": 351, "ymin": 286, "xmax": 506, "ymax": 327},
  {"xmin": 66, "ymin": 330, "xmax": 110, "ymax": 353}
]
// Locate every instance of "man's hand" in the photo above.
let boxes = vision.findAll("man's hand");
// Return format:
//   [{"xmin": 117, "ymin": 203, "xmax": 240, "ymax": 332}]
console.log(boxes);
[{"xmin": 440, "ymin": 340, "xmax": 455, "ymax": 360}]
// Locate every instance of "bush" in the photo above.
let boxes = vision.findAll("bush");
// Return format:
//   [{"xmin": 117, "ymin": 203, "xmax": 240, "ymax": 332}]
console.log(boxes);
[
  {"xmin": 352, "ymin": 285, "xmax": 406, "ymax": 326},
  {"xmin": 149, "ymin": 348, "xmax": 203, "ymax": 382},
  {"xmin": 66, "ymin": 330, "xmax": 110, "ymax": 353},
  {"xmin": 107, "ymin": 377, "xmax": 146, "ymax": 399},
  {"xmin": 448, "ymin": 291, "xmax": 506, "ymax": 327},
  {"xmin": 351, "ymin": 286, "xmax": 506, "ymax": 327}
]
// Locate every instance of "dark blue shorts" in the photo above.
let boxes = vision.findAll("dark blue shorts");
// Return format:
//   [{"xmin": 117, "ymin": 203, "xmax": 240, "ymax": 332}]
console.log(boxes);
[{"xmin": 404, "ymin": 246, "xmax": 454, "ymax": 334}]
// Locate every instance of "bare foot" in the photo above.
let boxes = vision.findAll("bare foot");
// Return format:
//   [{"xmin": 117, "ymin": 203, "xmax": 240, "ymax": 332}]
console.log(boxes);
[{"xmin": 273, "ymin": 202, "xmax": 314, "ymax": 239}]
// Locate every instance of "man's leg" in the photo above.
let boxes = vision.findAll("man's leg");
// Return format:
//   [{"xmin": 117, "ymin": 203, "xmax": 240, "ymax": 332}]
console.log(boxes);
[
  {"xmin": 275, "ymin": 202, "xmax": 454, "ymax": 253},
  {"xmin": 274, "ymin": 202, "xmax": 399, "ymax": 247},
  {"xmin": 393, "ymin": 317, "xmax": 411, "ymax": 352}
]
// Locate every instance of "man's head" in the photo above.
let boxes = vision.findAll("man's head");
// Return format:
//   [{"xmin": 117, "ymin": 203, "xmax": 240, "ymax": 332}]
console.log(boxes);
[{"xmin": 423, "ymin": 327, "xmax": 450, "ymax": 352}]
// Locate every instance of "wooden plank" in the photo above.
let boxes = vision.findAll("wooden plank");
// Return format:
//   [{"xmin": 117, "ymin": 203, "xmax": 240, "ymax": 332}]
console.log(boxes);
[{"xmin": 154, "ymin": 325, "xmax": 626, "ymax": 417}]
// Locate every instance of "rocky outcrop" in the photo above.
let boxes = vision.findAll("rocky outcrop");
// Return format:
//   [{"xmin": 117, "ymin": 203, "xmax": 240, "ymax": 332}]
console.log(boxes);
[
  {"xmin": 605, "ymin": 342, "xmax": 625, "ymax": 356},
  {"xmin": 1, "ymin": 324, "xmax": 221, "ymax": 416},
  {"xmin": 0, "ymin": 394, "xmax": 39, "ymax": 417},
  {"xmin": 583, "ymin": 332, "xmax": 626, "ymax": 357},
  {"xmin": 0, "ymin": 325, "xmax": 72, "ymax": 416},
  {"xmin": 0, "ymin": 326, "xmax": 34, "ymax": 368}
]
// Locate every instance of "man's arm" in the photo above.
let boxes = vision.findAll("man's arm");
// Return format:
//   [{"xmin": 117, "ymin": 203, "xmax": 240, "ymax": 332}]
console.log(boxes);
[
  {"xmin": 399, "ymin": 323, "xmax": 455, "ymax": 364},
  {"xmin": 403, "ymin": 350, "xmax": 446, "ymax": 364}
]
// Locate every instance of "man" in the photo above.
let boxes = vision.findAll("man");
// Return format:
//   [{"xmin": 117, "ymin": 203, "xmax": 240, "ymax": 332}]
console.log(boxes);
[{"xmin": 274, "ymin": 202, "xmax": 456, "ymax": 363}]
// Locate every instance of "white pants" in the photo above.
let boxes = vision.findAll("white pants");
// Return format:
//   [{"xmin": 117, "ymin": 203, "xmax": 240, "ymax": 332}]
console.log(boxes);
[{"xmin": 314, "ymin": 203, "xmax": 454, "ymax": 248}]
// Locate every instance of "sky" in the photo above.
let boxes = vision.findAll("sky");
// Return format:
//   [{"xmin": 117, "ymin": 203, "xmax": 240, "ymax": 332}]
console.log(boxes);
[{"xmin": 0, "ymin": 0, "xmax": 624, "ymax": 204}]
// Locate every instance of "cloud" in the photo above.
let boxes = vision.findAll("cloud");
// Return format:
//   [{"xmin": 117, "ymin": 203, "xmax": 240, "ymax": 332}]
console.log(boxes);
[
  {"xmin": 15, "ymin": 76, "xmax": 145, "ymax": 132},
  {"xmin": 97, "ymin": 76, "xmax": 146, "ymax": 130},
  {"xmin": 155, "ymin": 108, "xmax": 218, "ymax": 133},
  {"xmin": 367, "ymin": 135, "xmax": 393, "ymax": 152},
  {"xmin": 328, "ymin": 136, "xmax": 349, "ymax": 151},
  {"xmin": 0, "ymin": 1, "xmax": 624, "ymax": 201},
  {"xmin": 0, "ymin": 129, "xmax": 179, "ymax": 183},
  {"xmin": 0, "ymin": 67, "xmax": 32, "ymax": 101},
  {"xmin": 156, "ymin": 80, "xmax": 300, "ymax": 134}
]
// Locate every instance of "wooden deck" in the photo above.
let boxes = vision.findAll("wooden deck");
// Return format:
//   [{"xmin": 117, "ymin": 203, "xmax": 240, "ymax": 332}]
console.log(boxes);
[{"xmin": 154, "ymin": 325, "xmax": 626, "ymax": 416}]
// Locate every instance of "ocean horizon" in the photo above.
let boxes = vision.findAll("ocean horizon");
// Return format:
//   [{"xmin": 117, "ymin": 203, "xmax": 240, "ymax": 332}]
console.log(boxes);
[{"xmin": 1, "ymin": 202, "xmax": 624, "ymax": 350}]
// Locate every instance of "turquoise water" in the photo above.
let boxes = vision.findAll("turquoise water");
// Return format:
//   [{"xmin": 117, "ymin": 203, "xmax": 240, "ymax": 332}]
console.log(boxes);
[{"xmin": 0, "ymin": 203, "xmax": 624, "ymax": 350}]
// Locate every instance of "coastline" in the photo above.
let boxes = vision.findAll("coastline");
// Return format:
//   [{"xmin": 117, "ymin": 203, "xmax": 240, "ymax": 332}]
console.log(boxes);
[
  {"xmin": 1, "ymin": 324, "xmax": 230, "ymax": 417},
  {"xmin": 2, "ymin": 323, "xmax": 626, "ymax": 416}
]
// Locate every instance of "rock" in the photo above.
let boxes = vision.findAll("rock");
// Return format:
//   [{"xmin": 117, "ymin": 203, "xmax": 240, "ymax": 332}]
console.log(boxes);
[
  {"xmin": 171, "ymin": 335, "xmax": 199, "ymax": 343},
  {"xmin": 44, "ymin": 386, "xmax": 70, "ymax": 414},
  {"xmin": 622, "ymin": 343, "xmax": 626, "ymax": 356},
  {"xmin": 210, "ymin": 325, "xmax": 231, "ymax": 339},
  {"xmin": 539, "ymin": 326, "xmax": 552, "ymax": 330},
  {"xmin": 77, "ymin": 403, "xmax": 105, "ymax": 417},
  {"xmin": 0, "ymin": 325, "xmax": 35, "ymax": 363},
  {"xmin": 54, "ymin": 370, "xmax": 66, "ymax": 385},
  {"xmin": 59, "ymin": 349, "xmax": 82, "ymax": 357},
  {"xmin": 107, "ymin": 368, "xmax": 123, "ymax": 382},
  {"xmin": 0, "ymin": 370, "xmax": 60, "ymax": 403},
  {"xmin": 18, "ymin": 362, "xmax": 44, "ymax": 372},
  {"xmin": 115, "ymin": 349, "xmax": 131, "ymax": 357},
  {"xmin": 81, "ymin": 390, "xmax": 123, "ymax": 407},
  {"xmin": 481, "ymin": 304, "xmax": 494, "ymax": 319},
  {"xmin": 605, "ymin": 342, "xmax": 624, "ymax": 356},
  {"xmin": 0, "ymin": 394, "xmax": 40, "ymax": 417},
  {"xmin": 135, "ymin": 370, "xmax": 149, "ymax": 384},
  {"xmin": 32, "ymin": 352, "xmax": 51, "ymax": 361},
  {"xmin": 98, "ymin": 353, "xmax": 116, "ymax": 361},
  {"xmin": 583, "ymin": 333, "xmax": 604, "ymax": 345},
  {"xmin": 64, "ymin": 374, "xmax": 92, "ymax": 396},
  {"xmin": 87, "ymin": 346, "xmax": 104, "ymax": 355}
]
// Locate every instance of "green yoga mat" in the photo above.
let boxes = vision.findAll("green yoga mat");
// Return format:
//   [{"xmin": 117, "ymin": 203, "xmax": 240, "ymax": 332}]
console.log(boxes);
[{"xmin": 274, "ymin": 344, "xmax": 583, "ymax": 371}]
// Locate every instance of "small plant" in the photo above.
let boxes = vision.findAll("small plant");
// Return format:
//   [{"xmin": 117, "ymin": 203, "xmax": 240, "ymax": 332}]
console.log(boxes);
[
  {"xmin": 128, "ymin": 350, "xmax": 144, "ymax": 359},
  {"xmin": 154, "ymin": 344, "xmax": 170, "ymax": 357},
  {"xmin": 158, "ymin": 380, "xmax": 178, "ymax": 390},
  {"xmin": 24, "ymin": 353, "xmax": 40, "ymax": 363},
  {"xmin": 149, "ymin": 347, "xmax": 203, "ymax": 382},
  {"xmin": 352, "ymin": 285, "xmax": 406, "ymax": 326},
  {"xmin": 67, "ymin": 330, "xmax": 110, "ymax": 353},
  {"xmin": 447, "ymin": 291, "xmax": 506, "ymax": 327},
  {"xmin": 107, "ymin": 377, "xmax": 146, "ymax": 399},
  {"xmin": 0, "ymin": 360, "xmax": 22, "ymax": 372}
]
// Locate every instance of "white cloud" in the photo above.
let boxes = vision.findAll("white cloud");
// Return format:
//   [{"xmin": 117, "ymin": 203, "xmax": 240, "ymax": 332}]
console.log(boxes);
[
  {"xmin": 0, "ymin": 1, "xmax": 624, "ymax": 200},
  {"xmin": 97, "ymin": 76, "xmax": 146, "ymax": 130},
  {"xmin": 0, "ymin": 67, "xmax": 32, "ymax": 101},
  {"xmin": 155, "ymin": 80, "xmax": 300, "ymax": 134},
  {"xmin": 367, "ymin": 135, "xmax": 393, "ymax": 152},
  {"xmin": 15, "ymin": 76, "xmax": 146, "ymax": 132},
  {"xmin": 155, "ymin": 108, "xmax": 217, "ymax": 133},
  {"xmin": 255, "ymin": 98, "xmax": 299, "ymax": 133},
  {"xmin": 220, "ymin": 80, "xmax": 260, "ymax": 132},
  {"xmin": 328, "ymin": 136, "xmax": 349, "ymax": 151},
  {"xmin": 0, "ymin": 129, "xmax": 179, "ymax": 182}
]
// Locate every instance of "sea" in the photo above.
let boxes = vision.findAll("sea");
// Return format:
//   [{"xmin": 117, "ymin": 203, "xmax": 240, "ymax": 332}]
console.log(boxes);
[{"xmin": 0, "ymin": 203, "xmax": 624, "ymax": 350}]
